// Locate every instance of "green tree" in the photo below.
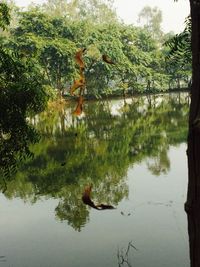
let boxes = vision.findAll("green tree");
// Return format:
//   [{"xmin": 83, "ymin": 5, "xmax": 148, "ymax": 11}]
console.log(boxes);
[
  {"xmin": 0, "ymin": 2, "xmax": 10, "ymax": 30},
  {"xmin": 165, "ymin": 16, "xmax": 191, "ymax": 64},
  {"xmin": 39, "ymin": 38, "xmax": 76, "ymax": 95},
  {"xmin": 11, "ymin": 11, "xmax": 77, "ymax": 96},
  {"xmin": 0, "ymin": 4, "xmax": 48, "ymax": 178},
  {"xmin": 164, "ymin": 17, "xmax": 192, "ymax": 89},
  {"xmin": 138, "ymin": 6, "xmax": 163, "ymax": 41},
  {"xmin": 4, "ymin": 1, "xmax": 185, "ymax": 99},
  {"xmin": 41, "ymin": 0, "xmax": 118, "ymax": 24}
]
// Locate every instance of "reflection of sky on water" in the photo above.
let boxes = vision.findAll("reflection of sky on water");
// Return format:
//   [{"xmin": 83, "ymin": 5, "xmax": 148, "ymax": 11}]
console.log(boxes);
[
  {"xmin": 0, "ymin": 143, "xmax": 189, "ymax": 267},
  {"xmin": 110, "ymin": 98, "xmax": 133, "ymax": 116}
]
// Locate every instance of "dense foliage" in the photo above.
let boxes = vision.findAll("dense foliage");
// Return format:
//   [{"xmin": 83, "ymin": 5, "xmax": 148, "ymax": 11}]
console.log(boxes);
[
  {"xmin": 0, "ymin": 3, "xmax": 48, "ymax": 178},
  {"xmin": 165, "ymin": 16, "xmax": 192, "ymax": 89}
]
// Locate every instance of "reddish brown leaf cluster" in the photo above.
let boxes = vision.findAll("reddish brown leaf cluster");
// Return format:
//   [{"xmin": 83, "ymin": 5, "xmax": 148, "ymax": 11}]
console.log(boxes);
[
  {"xmin": 82, "ymin": 185, "xmax": 115, "ymax": 210},
  {"xmin": 70, "ymin": 75, "xmax": 85, "ymax": 96},
  {"xmin": 70, "ymin": 48, "xmax": 115, "ymax": 116},
  {"xmin": 73, "ymin": 95, "xmax": 84, "ymax": 116},
  {"xmin": 70, "ymin": 48, "xmax": 87, "ymax": 115},
  {"xmin": 75, "ymin": 48, "xmax": 86, "ymax": 70}
]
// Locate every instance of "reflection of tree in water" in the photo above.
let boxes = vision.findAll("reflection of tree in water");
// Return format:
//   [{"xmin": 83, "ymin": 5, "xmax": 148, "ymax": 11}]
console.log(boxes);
[
  {"xmin": 1, "ymin": 93, "xmax": 189, "ymax": 231},
  {"xmin": 54, "ymin": 176, "xmax": 129, "ymax": 231},
  {"xmin": 55, "ymin": 185, "xmax": 90, "ymax": 232},
  {"xmin": 147, "ymin": 147, "xmax": 170, "ymax": 176}
]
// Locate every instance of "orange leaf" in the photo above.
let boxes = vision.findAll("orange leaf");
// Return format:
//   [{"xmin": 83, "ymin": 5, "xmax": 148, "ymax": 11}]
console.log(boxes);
[
  {"xmin": 70, "ymin": 75, "xmax": 85, "ymax": 96},
  {"xmin": 73, "ymin": 96, "xmax": 84, "ymax": 116},
  {"xmin": 75, "ymin": 48, "xmax": 86, "ymax": 69},
  {"xmin": 82, "ymin": 185, "xmax": 115, "ymax": 210}
]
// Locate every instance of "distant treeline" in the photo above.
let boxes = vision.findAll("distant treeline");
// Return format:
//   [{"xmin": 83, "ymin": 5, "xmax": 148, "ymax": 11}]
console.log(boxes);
[{"xmin": 1, "ymin": 0, "xmax": 191, "ymax": 99}]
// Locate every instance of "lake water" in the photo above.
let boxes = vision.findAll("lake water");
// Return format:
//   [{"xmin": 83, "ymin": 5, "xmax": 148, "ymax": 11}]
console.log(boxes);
[{"xmin": 0, "ymin": 93, "xmax": 190, "ymax": 267}]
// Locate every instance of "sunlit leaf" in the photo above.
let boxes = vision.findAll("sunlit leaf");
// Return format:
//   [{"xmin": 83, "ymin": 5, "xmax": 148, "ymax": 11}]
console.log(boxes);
[{"xmin": 87, "ymin": 45, "xmax": 101, "ymax": 59}]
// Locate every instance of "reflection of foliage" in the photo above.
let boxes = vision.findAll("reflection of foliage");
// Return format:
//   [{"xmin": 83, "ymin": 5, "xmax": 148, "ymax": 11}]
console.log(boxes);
[
  {"xmin": 147, "ymin": 148, "xmax": 170, "ymax": 176},
  {"xmin": 55, "ymin": 186, "xmax": 90, "ymax": 232},
  {"xmin": 1, "ymin": 93, "xmax": 189, "ymax": 231}
]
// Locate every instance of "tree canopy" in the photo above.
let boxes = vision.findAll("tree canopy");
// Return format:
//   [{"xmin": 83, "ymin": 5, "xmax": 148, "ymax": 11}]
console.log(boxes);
[{"xmin": 0, "ymin": 1, "xmax": 191, "ymax": 100}]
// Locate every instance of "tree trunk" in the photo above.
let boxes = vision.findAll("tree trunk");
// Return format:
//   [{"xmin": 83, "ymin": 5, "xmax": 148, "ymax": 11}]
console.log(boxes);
[
  {"xmin": 187, "ymin": 211, "xmax": 200, "ymax": 267},
  {"xmin": 186, "ymin": 0, "xmax": 200, "ymax": 211},
  {"xmin": 177, "ymin": 77, "xmax": 181, "ymax": 89}
]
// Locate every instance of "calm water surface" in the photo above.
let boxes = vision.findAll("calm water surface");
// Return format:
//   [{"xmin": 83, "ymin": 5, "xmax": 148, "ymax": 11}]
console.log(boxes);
[{"xmin": 0, "ymin": 93, "xmax": 190, "ymax": 267}]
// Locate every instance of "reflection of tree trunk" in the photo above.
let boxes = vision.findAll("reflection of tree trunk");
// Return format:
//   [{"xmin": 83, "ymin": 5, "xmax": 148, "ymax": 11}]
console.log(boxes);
[
  {"xmin": 60, "ymin": 109, "xmax": 65, "ymax": 135},
  {"xmin": 178, "ymin": 92, "xmax": 181, "ymax": 105},
  {"xmin": 185, "ymin": 1, "xmax": 200, "ymax": 211},
  {"xmin": 146, "ymin": 94, "xmax": 152, "ymax": 107},
  {"xmin": 187, "ymin": 92, "xmax": 190, "ymax": 106},
  {"xmin": 187, "ymin": 211, "xmax": 200, "ymax": 267}
]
